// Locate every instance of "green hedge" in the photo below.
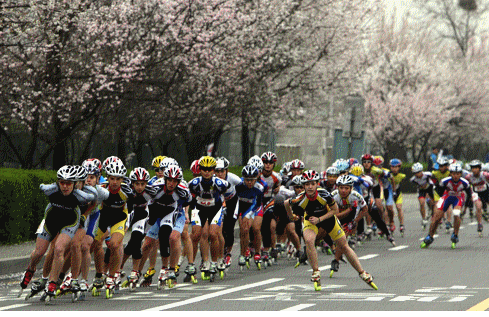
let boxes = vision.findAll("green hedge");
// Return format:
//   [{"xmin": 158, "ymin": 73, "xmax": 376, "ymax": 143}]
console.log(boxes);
[{"xmin": 0, "ymin": 168, "xmax": 57, "ymax": 245}]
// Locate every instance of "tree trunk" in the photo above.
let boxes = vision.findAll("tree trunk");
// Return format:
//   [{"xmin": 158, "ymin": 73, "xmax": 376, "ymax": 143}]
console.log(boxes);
[{"xmin": 241, "ymin": 115, "xmax": 250, "ymax": 165}]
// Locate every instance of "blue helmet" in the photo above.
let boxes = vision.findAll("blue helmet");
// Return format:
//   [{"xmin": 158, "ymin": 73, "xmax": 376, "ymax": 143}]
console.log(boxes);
[
  {"xmin": 336, "ymin": 159, "xmax": 350, "ymax": 172},
  {"xmin": 242, "ymin": 165, "xmax": 259, "ymax": 178},
  {"xmin": 389, "ymin": 158, "xmax": 401, "ymax": 167}
]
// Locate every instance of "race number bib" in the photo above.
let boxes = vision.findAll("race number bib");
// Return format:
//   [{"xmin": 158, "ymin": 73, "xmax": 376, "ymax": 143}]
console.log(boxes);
[
  {"xmin": 196, "ymin": 197, "xmax": 215, "ymax": 207},
  {"xmin": 474, "ymin": 184, "xmax": 487, "ymax": 192}
]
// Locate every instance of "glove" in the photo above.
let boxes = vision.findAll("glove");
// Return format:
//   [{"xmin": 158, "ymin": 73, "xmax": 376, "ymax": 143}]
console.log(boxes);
[{"xmin": 472, "ymin": 192, "xmax": 479, "ymax": 202}]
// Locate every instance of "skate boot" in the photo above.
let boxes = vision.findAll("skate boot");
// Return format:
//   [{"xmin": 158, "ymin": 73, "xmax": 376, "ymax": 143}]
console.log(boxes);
[
  {"xmin": 422, "ymin": 219, "xmax": 428, "ymax": 229},
  {"xmin": 446, "ymin": 221, "xmax": 452, "ymax": 233},
  {"xmin": 420, "ymin": 234, "xmax": 434, "ymax": 248},
  {"xmin": 270, "ymin": 248, "xmax": 279, "ymax": 264},
  {"xmin": 329, "ymin": 259, "xmax": 340, "ymax": 278},
  {"xmin": 139, "ymin": 267, "xmax": 155, "ymax": 287},
  {"xmin": 175, "ymin": 264, "xmax": 180, "ymax": 278},
  {"xmin": 43, "ymin": 281, "xmax": 57, "ymax": 304},
  {"xmin": 207, "ymin": 262, "xmax": 217, "ymax": 282},
  {"xmin": 286, "ymin": 242, "xmax": 296, "ymax": 260},
  {"xmin": 359, "ymin": 271, "xmax": 378, "ymax": 290},
  {"xmin": 91, "ymin": 275, "xmax": 105, "ymax": 296},
  {"xmin": 253, "ymin": 254, "xmax": 262, "ymax": 270},
  {"xmin": 157, "ymin": 267, "xmax": 169, "ymax": 290},
  {"xmin": 238, "ymin": 255, "xmax": 247, "ymax": 272},
  {"xmin": 365, "ymin": 226, "xmax": 373, "ymax": 241},
  {"xmin": 224, "ymin": 253, "xmax": 232, "ymax": 268},
  {"xmin": 389, "ymin": 224, "xmax": 396, "ymax": 235},
  {"xmin": 244, "ymin": 249, "xmax": 251, "ymax": 269},
  {"xmin": 25, "ymin": 277, "xmax": 47, "ymax": 301},
  {"xmin": 200, "ymin": 261, "xmax": 211, "ymax": 281},
  {"xmin": 276, "ymin": 243, "xmax": 286, "ymax": 257},
  {"xmin": 294, "ymin": 249, "xmax": 308, "ymax": 268},
  {"xmin": 261, "ymin": 251, "xmax": 271, "ymax": 268},
  {"xmin": 400, "ymin": 225, "xmax": 405, "ymax": 237},
  {"xmin": 217, "ymin": 259, "xmax": 226, "ymax": 280},
  {"xmin": 478, "ymin": 223, "xmax": 483, "ymax": 237},
  {"xmin": 114, "ymin": 271, "xmax": 122, "ymax": 291},
  {"xmin": 70, "ymin": 279, "xmax": 81, "ymax": 302},
  {"xmin": 450, "ymin": 233, "xmax": 459, "ymax": 249},
  {"xmin": 166, "ymin": 269, "xmax": 177, "ymax": 288},
  {"xmin": 105, "ymin": 276, "xmax": 116, "ymax": 299},
  {"xmin": 321, "ymin": 241, "xmax": 333, "ymax": 255},
  {"xmin": 128, "ymin": 270, "xmax": 140, "ymax": 291},
  {"xmin": 79, "ymin": 279, "xmax": 89, "ymax": 300},
  {"xmin": 183, "ymin": 263, "xmax": 198, "ymax": 283},
  {"xmin": 311, "ymin": 270, "xmax": 321, "ymax": 291},
  {"xmin": 387, "ymin": 235, "xmax": 396, "ymax": 247},
  {"xmin": 19, "ymin": 269, "xmax": 35, "ymax": 298},
  {"xmin": 56, "ymin": 273, "xmax": 72, "ymax": 297}
]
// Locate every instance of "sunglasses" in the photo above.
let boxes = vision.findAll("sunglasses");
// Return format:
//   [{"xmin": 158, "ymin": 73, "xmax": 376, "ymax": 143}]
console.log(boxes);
[
  {"xmin": 200, "ymin": 167, "xmax": 214, "ymax": 172},
  {"xmin": 263, "ymin": 160, "xmax": 274, "ymax": 164}
]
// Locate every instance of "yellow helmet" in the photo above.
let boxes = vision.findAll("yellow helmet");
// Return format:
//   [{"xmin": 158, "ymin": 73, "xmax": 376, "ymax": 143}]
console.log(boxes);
[
  {"xmin": 199, "ymin": 156, "xmax": 217, "ymax": 168},
  {"xmin": 350, "ymin": 163, "xmax": 364, "ymax": 176},
  {"xmin": 152, "ymin": 156, "xmax": 167, "ymax": 168}
]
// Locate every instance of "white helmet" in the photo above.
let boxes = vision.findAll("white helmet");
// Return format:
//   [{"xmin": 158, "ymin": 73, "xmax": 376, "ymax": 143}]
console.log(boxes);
[
  {"xmin": 336, "ymin": 174, "xmax": 354, "ymax": 187},
  {"xmin": 291, "ymin": 175, "xmax": 303, "ymax": 186},
  {"xmin": 74, "ymin": 165, "xmax": 88, "ymax": 182},
  {"xmin": 160, "ymin": 157, "xmax": 178, "ymax": 170},
  {"xmin": 411, "ymin": 162, "xmax": 424, "ymax": 173},
  {"xmin": 482, "ymin": 163, "xmax": 489, "ymax": 172},
  {"xmin": 57, "ymin": 165, "xmax": 78, "ymax": 182},
  {"xmin": 437, "ymin": 157, "xmax": 449, "ymax": 166},
  {"xmin": 449, "ymin": 163, "xmax": 462, "ymax": 172},
  {"xmin": 248, "ymin": 156, "xmax": 264, "ymax": 172},
  {"xmin": 105, "ymin": 160, "xmax": 127, "ymax": 177}
]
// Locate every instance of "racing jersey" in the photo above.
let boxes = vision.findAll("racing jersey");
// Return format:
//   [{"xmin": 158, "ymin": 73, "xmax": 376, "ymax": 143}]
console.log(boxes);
[
  {"xmin": 410, "ymin": 172, "xmax": 433, "ymax": 189},
  {"xmin": 261, "ymin": 171, "xmax": 282, "ymax": 205},
  {"xmin": 432, "ymin": 170, "xmax": 450, "ymax": 196},
  {"xmin": 222, "ymin": 172, "xmax": 242, "ymax": 200},
  {"xmin": 319, "ymin": 180, "xmax": 336, "ymax": 193},
  {"xmin": 463, "ymin": 172, "xmax": 489, "ymax": 193},
  {"xmin": 288, "ymin": 188, "xmax": 336, "ymax": 219},
  {"xmin": 352, "ymin": 175, "xmax": 372, "ymax": 196},
  {"xmin": 389, "ymin": 173, "xmax": 406, "ymax": 192},
  {"xmin": 235, "ymin": 180, "xmax": 265, "ymax": 215},
  {"xmin": 148, "ymin": 176, "xmax": 161, "ymax": 185},
  {"xmin": 79, "ymin": 184, "xmax": 109, "ymax": 216},
  {"xmin": 439, "ymin": 177, "xmax": 471, "ymax": 198},
  {"xmin": 188, "ymin": 176, "xmax": 230, "ymax": 209},
  {"xmin": 150, "ymin": 181, "xmax": 192, "ymax": 219},
  {"xmin": 330, "ymin": 188, "xmax": 367, "ymax": 222},
  {"xmin": 364, "ymin": 166, "xmax": 387, "ymax": 187}
]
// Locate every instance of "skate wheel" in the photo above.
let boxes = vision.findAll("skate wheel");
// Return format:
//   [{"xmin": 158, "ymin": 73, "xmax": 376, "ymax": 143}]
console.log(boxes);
[
  {"xmin": 314, "ymin": 281, "xmax": 321, "ymax": 291},
  {"xmin": 209, "ymin": 274, "xmax": 215, "ymax": 283},
  {"xmin": 240, "ymin": 266, "xmax": 244, "ymax": 272},
  {"xmin": 105, "ymin": 289, "xmax": 113, "ymax": 299},
  {"xmin": 121, "ymin": 280, "xmax": 129, "ymax": 288},
  {"xmin": 55, "ymin": 289, "xmax": 62, "ymax": 297},
  {"xmin": 329, "ymin": 270, "xmax": 334, "ymax": 278},
  {"xmin": 451, "ymin": 243, "xmax": 456, "ymax": 249},
  {"xmin": 79, "ymin": 292, "xmax": 86, "ymax": 301},
  {"xmin": 92, "ymin": 288, "xmax": 100, "ymax": 297},
  {"xmin": 157, "ymin": 281, "xmax": 162, "ymax": 290},
  {"xmin": 257, "ymin": 263, "xmax": 261, "ymax": 270},
  {"xmin": 167, "ymin": 279, "xmax": 175, "ymax": 288},
  {"xmin": 420, "ymin": 242, "xmax": 427, "ymax": 249},
  {"xmin": 369, "ymin": 282, "xmax": 378, "ymax": 290},
  {"xmin": 44, "ymin": 295, "xmax": 51, "ymax": 304},
  {"xmin": 220, "ymin": 271, "xmax": 224, "ymax": 280},
  {"xmin": 24, "ymin": 293, "xmax": 31, "ymax": 301},
  {"xmin": 294, "ymin": 261, "xmax": 300, "ymax": 269},
  {"xmin": 72, "ymin": 292, "xmax": 77, "ymax": 303},
  {"xmin": 246, "ymin": 262, "xmax": 250, "ymax": 269},
  {"xmin": 191, "ymin": 276, "xmax": 198, "ymax": 284}
]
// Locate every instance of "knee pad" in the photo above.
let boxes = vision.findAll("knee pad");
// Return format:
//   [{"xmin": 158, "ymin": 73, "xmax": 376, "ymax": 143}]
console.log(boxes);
[{"xmin": 452, "ymin": 209, "xmax": 461, "ymax": 217}]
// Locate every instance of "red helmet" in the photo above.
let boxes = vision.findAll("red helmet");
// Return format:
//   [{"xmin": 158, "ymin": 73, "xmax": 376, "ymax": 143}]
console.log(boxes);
[
  {"xmin": 361, "ymin": 154, "xmax": 373, "ymax": 162},
  {"xmin": 261, "ymin": 152, "xmax": 277, "ymax": 163},
  {"xmin": 164, "ymin": 166, "xmax": 183, "ymax": 180},
  {"xmin": 300, "ymin": 170, "xmax": 320, "ymax": 184},
  {"xmin": 190, "ymin": 160, "xmax": 200, "ymax": 175},
  {"xmin": 290, "ymin": 159, "xmax": 305, "ymax": 170},
  {"xmin": 373, "ymin": 156, "xmax": 384, "ymax": 167},
  {"xmin": 129, "ymin": 167, "xmax": 150, "ymax": 181}
]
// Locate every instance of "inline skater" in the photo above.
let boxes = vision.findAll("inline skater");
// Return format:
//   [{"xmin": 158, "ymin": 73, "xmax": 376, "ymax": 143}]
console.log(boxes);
[
  {"xmin": 329, "ymin": 174, "xmax": 368, "ymax": 277},
  {"xmin": 284, "ymin": 170, "xmax": 377, "ymax": 291},
  {"xmin": 214, "ymin": 157, "xmax": 241, "ymax": 268},
  {"xmin": 285, "ymin": 159, "xmax": 305, "ymax": 190},
  {"xmin": 421, "ymin": 163, "xmax": 473, "ymax": 249},
  {"xmin": 387, "ymin": 159, "xmax": 406, "ymax": 236},
  {"xmin": 432, "ymin": 157, "xmax": 452, "ymax": 232},
  {"xmin": 148, "ymin": 156, "xmax": 166, "ymax": 185},
  {"xmin": 410, "ymin": 163, "xmax": 435, "ymax": 229},
  {"xmin": 189, "ymin": 156, "xmax": 231, "ymax": 280},
  {"xmin": 20, "ymin": 166, "xmax": 97, "ymax": 302},
  {"xmin": 320, "ymin": 166, "xmax": 339, "ymax": 192},
  {"xmin": 463, "ymin": 160, "xmax": 489, "ymax": 236},
  {"xmin": 91, "ymin": 160, "xmax": 133, "ymax": 298}
]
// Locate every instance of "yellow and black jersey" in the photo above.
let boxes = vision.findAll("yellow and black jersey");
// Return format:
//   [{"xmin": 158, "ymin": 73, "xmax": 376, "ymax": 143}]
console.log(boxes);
[
  {"xmin": 288, "ymin": 188, "xmax": 335, "ymax": 219},
  {"xmin": 97, "ymin": 183, "xmax": 133, "ymax": 234}
]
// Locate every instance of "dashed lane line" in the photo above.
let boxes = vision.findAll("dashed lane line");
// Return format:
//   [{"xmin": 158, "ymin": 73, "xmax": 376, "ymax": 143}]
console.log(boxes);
[
  {"xmin": 0, "ymin": 304, "xmax": 30, "ymax": 311},
  {"xmin": 388, "ymin": 245, "xmax": 409, "ymax": 251},
  {"xmin": 143, "ymin": 278, "xmax": 284, "ymax": 311}
]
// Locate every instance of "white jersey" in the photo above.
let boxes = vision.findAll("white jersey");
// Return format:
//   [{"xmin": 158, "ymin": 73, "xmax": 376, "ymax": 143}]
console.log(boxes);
[
  {"xmin": 330, "ymin": 189, "xmax": 367, "ymax": 217},
  {"xmin": 261, "ymin": 171, "xmax": 282, "ymax": 202},
  {"xmin": 410, "ymin": 172, "xmax": 433, "ymax": 189},
  {"xmin": 464, "ymin": 172, "xmax": 489, "ymax": 193},
  {"xmin": 276, "ymin": 186, "xmax": 295, "ymax": 200}
]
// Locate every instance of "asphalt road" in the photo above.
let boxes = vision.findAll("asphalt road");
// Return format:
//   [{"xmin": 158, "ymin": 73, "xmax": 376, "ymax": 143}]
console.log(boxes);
[{"xmin": 1, "ymin": 194, "xmax": 489, "ymax": 311}]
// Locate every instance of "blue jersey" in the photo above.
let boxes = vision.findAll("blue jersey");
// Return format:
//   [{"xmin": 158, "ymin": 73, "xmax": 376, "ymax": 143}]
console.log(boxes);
[
  {"xmin": 188, "ymin": 176, "xmax": 230, "ymax": 208},
  {"xmin": 148, "ymin": 176, "xmax": 160, "ymax": 185},
  {"xmin": 235, "ymin": 180, "xmax": 265, "ymax": 215},
  {"xmin": 351, "ymin": 175, "xmax": 371, "ymax": 194}
]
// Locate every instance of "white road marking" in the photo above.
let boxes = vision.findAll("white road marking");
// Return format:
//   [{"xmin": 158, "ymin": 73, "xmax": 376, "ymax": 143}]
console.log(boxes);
[
  {"xmin": 0, "ymin": 304, "xmax": 30, "ymax": 311},
  {"xmin": 281, "ymin": 304, "xmax": 315, "ymax": 311},
  {"xmin": 143, "ymin": 278, "xmax": 283, "ymax": 311},
  {"xmin": 389, "ymin": 245, "xmax": 409, "ymax": 251},
  {"xmin": 469, "ymin": 222, "xmax": 478, "ymax": 225},
  {"xmin": 358, "ymin": 254, "xmax": 379, "ymax": 260}
]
